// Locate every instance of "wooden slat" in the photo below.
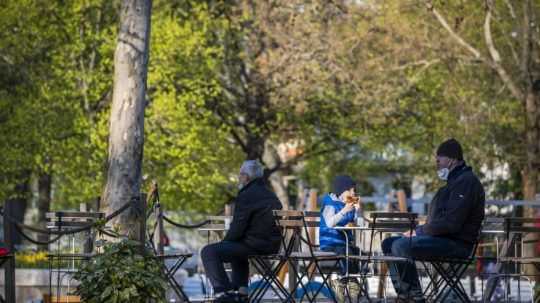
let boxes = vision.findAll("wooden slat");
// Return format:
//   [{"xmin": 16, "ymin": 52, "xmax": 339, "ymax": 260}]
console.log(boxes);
[
  {"xmin": 484, "ymin": 217, "xmax": 504, "ymax": 224},
  {"xmin": 303, "ymin": 211, "xmax": 320, "ymax": 217},
  {"xmin": 276, "ymin": 220, "xmax": 303, "ymax": 227},
  {"xmin": 47, "ymin": 217, "xmax": 100, "ymax": 222},
  {"xmin": 46, "ymin": 221, "xmax": 93, "ymax": 228},
  {"xmin": 46, "ymin": 212, "xmax": 104, "ymax": 219},
  {"xmin": 303, "ymin": 221, "xmax": 319, "ymax": 227},
  {"xmin": 273, "ymin": 210, "xmax": 303, "ymax": 216},
  {"xmin": 504, "ymin": 226, "xmax": 540, "ymax": 233},
  {"xmin": 505, "ymin": 217, "xmax": 538, "ymax": 224},
  {"xmin": 370, "ymin": 212, "xmax": 417, "ymax": 219},
  {"xmin": 368, "ymin": 222, "xmax": 415, "ymax": 229},
  {"xmin": 374, "ymin": 219, "xmax": 415, "ymax": 224}
]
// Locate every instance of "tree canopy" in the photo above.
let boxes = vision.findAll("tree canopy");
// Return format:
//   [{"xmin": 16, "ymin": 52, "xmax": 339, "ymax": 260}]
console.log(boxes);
[{"xmin": 1, "ymin": 0, "xmax": 538, "ymax": 215}]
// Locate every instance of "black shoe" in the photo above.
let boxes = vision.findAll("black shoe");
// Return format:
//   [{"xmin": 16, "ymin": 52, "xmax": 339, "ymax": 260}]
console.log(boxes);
[
  {"xmin": 235, "ymin": 293, "xmax": 248, "ymax": 303},
  {"xmin": 215, "ymin": 291, "xmax": 248, "ymax": 303},
  {"xmin": 215, "ymin": 292, "xmax": 237, "ymax": 303},
  {"xmin": 396, "ymin": 294, "xmax": 426, "ymax": 303}
]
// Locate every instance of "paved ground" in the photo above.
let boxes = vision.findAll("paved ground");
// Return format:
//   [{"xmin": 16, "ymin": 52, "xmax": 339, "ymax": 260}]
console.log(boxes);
[{"xmin": 177, "ymin": 274, "xmax": 535, "ymax": 302}]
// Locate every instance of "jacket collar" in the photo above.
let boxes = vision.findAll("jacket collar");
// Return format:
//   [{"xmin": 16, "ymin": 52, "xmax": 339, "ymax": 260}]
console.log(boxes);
[
  {"xmin": 238, "ymin": 177, "xmax": 263, "ymax": 194},
  {"xmin": 329, "ymin": 193, "xmax": 345, "ymax": 203},
  {"xmin": 447, "ymin": 162, "xmax": 470, "ymax": 183}
]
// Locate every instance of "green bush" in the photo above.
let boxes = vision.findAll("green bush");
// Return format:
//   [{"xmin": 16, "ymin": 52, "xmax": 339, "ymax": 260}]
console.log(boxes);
[{"xmin": 74, "ymin": 239, "xmax": 167, "ymax": 303}]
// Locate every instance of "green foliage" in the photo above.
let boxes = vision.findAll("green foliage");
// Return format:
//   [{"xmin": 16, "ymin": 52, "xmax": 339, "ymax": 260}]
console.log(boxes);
[
  {"xmin": 0, "ymin": 0, "xmax": 116, "ymax": 206},
  {"xmin": 74, "ymin": 240, "xmax": 167, "ymax": 303},
  {"xmin": 0, "ymin": 0, "xmax": 536, "ymax": 214},
  {"xmin": 144, "ymin": 1, "xmax": 242, "ymax": 212}
]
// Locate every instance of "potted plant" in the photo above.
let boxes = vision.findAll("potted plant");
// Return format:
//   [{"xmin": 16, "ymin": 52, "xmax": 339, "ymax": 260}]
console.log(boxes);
[{"xmin": 74, "ymin": 239, "xmax": 167, "ymax": 303}]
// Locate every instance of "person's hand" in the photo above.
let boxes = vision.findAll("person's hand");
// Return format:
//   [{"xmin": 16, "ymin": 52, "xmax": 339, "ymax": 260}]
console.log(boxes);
[
  {"xmin": 343, "ymin": 202, "xmax": 355, "ymax": 213},
  {"xmin": 403, "ymin": 230, "xmax": 416, "ymax": 237}
]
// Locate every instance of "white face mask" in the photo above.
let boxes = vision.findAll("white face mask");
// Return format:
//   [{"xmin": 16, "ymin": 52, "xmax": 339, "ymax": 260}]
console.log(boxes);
[{"xmin": 437, "ymin": 168, "xmax": 450, "ymax": 181}]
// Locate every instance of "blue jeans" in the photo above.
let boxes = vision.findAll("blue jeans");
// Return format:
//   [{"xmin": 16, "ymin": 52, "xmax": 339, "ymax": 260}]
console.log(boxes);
[{"xmin": 381, "ymin": 236, "xmax": 472, "ymax": 300}]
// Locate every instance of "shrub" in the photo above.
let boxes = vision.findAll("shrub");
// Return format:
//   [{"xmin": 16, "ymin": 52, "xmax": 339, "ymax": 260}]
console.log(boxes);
[{"xmin": 74, "ymin": 239, "xmax": 167, "ymax": 303}]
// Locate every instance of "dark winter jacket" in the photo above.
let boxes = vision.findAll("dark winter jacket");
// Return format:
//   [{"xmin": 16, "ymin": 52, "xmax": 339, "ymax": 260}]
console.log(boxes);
[
  {"xmin": 224, "ymin": 178, "xmax": 283, "ymax": 254},
  {"xmin": 416, "ymin": 163, "xmax": 485, "ymax": 245}
]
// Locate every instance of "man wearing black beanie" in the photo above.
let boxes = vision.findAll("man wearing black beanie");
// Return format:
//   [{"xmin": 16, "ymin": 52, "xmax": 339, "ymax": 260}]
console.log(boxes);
[{"xmin": 381, "ymin": 138, "xmax": 485, "ymax": 302}]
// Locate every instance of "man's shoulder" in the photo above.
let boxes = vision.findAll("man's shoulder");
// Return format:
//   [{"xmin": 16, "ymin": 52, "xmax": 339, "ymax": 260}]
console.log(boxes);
[
  {"xmin": 239, "ymin": 181, "xmax": 279, "ymax": 202},
  {"xmin": 453, "ymin": 169, "xmax": 485, "ymax": 194},
  {"xmin": 455, "ymin": 168, "xmax": 481, "ymax": 183}
]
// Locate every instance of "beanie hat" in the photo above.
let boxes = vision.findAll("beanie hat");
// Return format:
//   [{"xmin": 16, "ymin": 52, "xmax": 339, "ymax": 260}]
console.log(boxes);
[
  {"xmin": 332, "ymin": 175, "xmax": 356, "ymax": 196},
  {"xmin": 436, "ymin": 138, "xmax": 463, "ymax": 160}
]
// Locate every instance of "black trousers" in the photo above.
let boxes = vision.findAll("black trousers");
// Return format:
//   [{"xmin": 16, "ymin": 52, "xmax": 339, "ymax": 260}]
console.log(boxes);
[{"xmin": 201, "ymin": 241, "xmax": 259, "ymax": 293}]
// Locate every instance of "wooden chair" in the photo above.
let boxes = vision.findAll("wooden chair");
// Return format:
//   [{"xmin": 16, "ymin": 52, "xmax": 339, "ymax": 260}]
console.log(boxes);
[{"xmin": 282, "ymin": 210, "xmax": 341, "ymax": 302}]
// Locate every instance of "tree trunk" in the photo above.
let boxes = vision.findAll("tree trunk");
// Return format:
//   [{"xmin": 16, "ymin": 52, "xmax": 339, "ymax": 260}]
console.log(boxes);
[
  {"xmin": 4, "ymin": 173, "xmax": 31, "ymax": 249},
  {"xmin": 269, "ymin": 170, "xmax": 290, "ymax": 210},
  {"xmin": 522, "ymin": 86, "xmax": 540, "ymax": 278},
  {"xmin": 263, "ymin": 142, "xmax": 290, "ymax": 209},
  {"xmin": 101, "ymin": 0, "xmax": 152, "ymax": 241},
  {"xmin": 37, "ymin": 172, "xmax": 52, "ymax": 251}
]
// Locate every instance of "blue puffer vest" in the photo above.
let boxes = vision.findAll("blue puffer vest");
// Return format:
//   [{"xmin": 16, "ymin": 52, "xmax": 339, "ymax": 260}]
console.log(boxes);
[{"xmin": 319, "ymin": 194, "xmax": 356, "ymax": 250}]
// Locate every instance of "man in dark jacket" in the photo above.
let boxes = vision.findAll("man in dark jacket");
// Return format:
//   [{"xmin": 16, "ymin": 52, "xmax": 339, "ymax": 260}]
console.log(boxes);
[
  {"xmin": 201, "ymin": 160, "xmax": 282, "ymax": 303},
  {"xmin": 381, "ymin": 138, "xmax": 485, "ymax": 303}
]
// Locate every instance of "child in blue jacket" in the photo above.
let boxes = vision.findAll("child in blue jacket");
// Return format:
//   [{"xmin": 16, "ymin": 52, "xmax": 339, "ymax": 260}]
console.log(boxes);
[{"xmin": 319, "ymin": 175, "xmax": 361, "ymax": 275}]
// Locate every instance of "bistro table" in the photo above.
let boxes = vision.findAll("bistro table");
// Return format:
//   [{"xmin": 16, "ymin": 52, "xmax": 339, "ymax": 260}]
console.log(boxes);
[{"xmin": 157, "ymin": 253, "xmax": 194, "ymax": 302}]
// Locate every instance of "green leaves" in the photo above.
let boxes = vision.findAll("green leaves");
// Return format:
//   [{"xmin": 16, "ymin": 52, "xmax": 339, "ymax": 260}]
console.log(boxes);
[
  {"xmin": 74, "ymin": 240, "xmax": 168, "ymax": 303},
  {"xmin": 1, "ymin": 0, "xmax": 534, "ymax": 211}
]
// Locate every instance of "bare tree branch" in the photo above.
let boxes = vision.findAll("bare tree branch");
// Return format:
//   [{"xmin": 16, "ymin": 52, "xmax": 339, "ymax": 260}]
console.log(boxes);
[
  {"xmin": 427, "ymin": 0, "xmax": 524, "ymax": 100},
  {"xmin": 503, "ymin": 0, "xmax": 517, "ymax": 19},
  {"xmin": 520, "ymin": 0, "xmax": 532, "ymax": 87},
  {"xmin": 425, "ymin": 1, "xmax": 482, "ymax": 59},
  {"xmin": 484, "ymin": 4, "xmax": 502, "ymax": 63},
  {"xmin": 484, "ymin": 0, "xmax": 524, "ymax": 100}
]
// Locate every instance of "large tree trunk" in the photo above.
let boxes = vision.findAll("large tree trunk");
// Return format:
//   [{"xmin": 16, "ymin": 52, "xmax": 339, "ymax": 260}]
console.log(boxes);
[
  {"xmin": 4, "ymin": 174, "xmax": 31, "ymax": 249},
  {"xmin": 263, "ymin": 142, "xmax": 291, "ymax": 209},
  {"xmin": 101, "ymin": 0, "xmax": 152, "ymax": 240},
  {"xmin": 37, "ymin": 172, "xmax": 51, "ymax": 251},
  {"xmin": 522, "ymin": 86, "xmax": 540, "ymax": 278}
]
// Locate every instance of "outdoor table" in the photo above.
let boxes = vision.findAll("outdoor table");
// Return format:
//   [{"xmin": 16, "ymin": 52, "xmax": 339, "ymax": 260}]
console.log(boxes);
[
  {"xmin": 334, "ymin": 212, "xmax": 419, "ymax": 302},
  {"xmin": 198, "ymin": 226, "xmax": 229, "ymax": 247},
  {"xmin": 333, "ymin": 225, "xmax": 370, "ymax": 276},
  {"xmin": 198, "ymin": 216, "xmax": 231, "ymax": 243},
  {"xmin": 334, "ymin": 219, "xmax": 416, "ymax": 276},
  {"xmin": 157, "ymin": 253, "xmax": 194, "ymax": 303}
]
